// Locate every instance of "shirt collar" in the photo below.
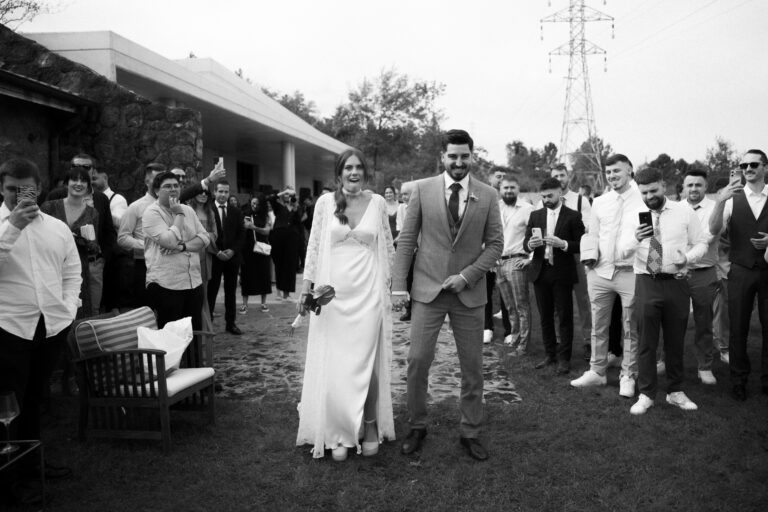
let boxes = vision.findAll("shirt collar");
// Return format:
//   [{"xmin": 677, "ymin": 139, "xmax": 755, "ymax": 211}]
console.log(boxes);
[
  {"xmin": 443, "ymin": 172, "xmax": 470, "ymax": 192},
  {"xmin": 687, "ymin": 196, "xmax": 713, "ymax": 210},
  {"xmin": 546, "ymin": 204, "xmax": 562, "ymax": 216},
  {"xmin": 745, "ymin": 184, "xmax": 768, "ymax": 198}
]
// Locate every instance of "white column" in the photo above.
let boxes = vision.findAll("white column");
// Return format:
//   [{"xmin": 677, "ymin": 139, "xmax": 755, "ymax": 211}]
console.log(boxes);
[{"xmin": 282, "ymin": 141, "xmax": 296, "ymax": 188}]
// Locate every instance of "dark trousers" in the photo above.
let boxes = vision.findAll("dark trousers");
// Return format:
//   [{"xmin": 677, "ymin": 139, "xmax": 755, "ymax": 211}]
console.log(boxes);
[
  {"xmin": 533, "ymin": 266, "xmax": 574, "ymax": 362},
  {"xmin": 208, "ymin": 257, "xmax": 239, "ymax": 325},
  {"xmin": 147, "ymin": 283, "xmax": 203, "ymax": 330},
  {"xmin": 608, "ymin": 294, "xmax": 624, "ymax": 356},
  {"xmin": 727, "ymin": 264, "xmax": 768, "ymax": 386},
  {"xmin": 484, "ymin": 270, "xmax": 511, "ymax": 334},
  {"xmin": 131, "ymin": 258, "xmax": 148, "ymax": 308},
  {"xmin": 0, "ymin": 317, "xmax": 68, "ymax": 441},
  {"xmin": 105, "ymin": 251, "xmax": 134, "ymax": 310},
  {"xmin": 636, "ymin": 275, "xmax": 690, "ymax": 399}
]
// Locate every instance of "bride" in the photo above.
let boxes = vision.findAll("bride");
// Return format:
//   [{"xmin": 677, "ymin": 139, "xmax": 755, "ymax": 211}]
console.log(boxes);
[{"xmin": 296, "ymin": 149, "xmax": 395, "ymax": 461}]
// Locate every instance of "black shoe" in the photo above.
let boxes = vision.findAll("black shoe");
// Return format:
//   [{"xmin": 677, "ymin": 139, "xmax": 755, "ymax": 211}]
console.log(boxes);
[
  {"xmin": 535, "ymin": 357, "xmax": 557, "ymax": 370},
  {"xmin": 583, "ymin": 344, "xmax": 591, "ymax": 362},
  {"xmin": 459, "ymin": 437, "xmax": 489, "ymax": 461},
  {"xmin": 226, "ymin": 324, "xmax": 242, "ymax": 335},
  {"xmin": 732, "ymin": 384, "xmax": 747, "ymax": 401},
  {"xmin": 401, "ymin": 429, "xmax": 427, "ymax": 455},
  {"xmin": 556, "ymin": 361, "xmax": 570, "ymax": 375},
  {"xmin": 399, "ymin": 311, "xmax": 411, "ymax": 322}
]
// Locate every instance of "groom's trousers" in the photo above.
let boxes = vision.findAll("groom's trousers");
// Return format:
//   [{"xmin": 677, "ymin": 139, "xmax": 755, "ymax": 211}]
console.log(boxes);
[{"xmin": 407, "ymin": 291, "xmax": 484, "ymax": 438}]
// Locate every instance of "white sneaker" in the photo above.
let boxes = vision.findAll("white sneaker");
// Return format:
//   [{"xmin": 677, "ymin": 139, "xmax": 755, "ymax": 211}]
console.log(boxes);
[
  {"xmin": 570, "ymin": 370, "xmax": 607, "ymax": 388},
  {"xmin": 666, "ymin": 391, "xmax": 698, "ymax": 411},
  {"xmin": 698, "ymin": 370, "xmax": 717, "ymax": 385},
  {"xmin": 483, "ymin": 329, "xmax": 493, "ymax": 344},
  {"xmin": 656, "ymin": 360, "xmax": 666, "ymax": 375},
  {"xmin": 630, "ymin": 394, "xmax": 654, "ymax": 415},
  {"xmin": 503, "ymin": 334, "xmax": 514, "ymax": 346},
  {"xmin": 493, "ymin": 310, "xmax": 503, "ymax": 320},
  {"xmin": 607, "ymin": 352, "xmax": 623, "ymax": 368},
  {"xmin": 720, "ymin": 352, "xmax": 730, "ymax": 364},
  {"xmin": 619, "ymin": 375, "xmax": 636, "ymax": 398}
]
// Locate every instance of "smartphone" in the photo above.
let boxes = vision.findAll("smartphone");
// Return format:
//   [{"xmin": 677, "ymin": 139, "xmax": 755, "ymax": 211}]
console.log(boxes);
[
  {"xmin": 639, "ymin": 211, "xmax": 653, "ymax": 228},
  {"xmin": 732, "ymin": 168, "xmax": 746, "ymax": 186},
  {"xmin": 217, "ymin": 156, "xmax": 224, "ymax": 168},
  {"xmin": 244, "ymin": 215, "xmax": 253, "ymax": 223},
  {"xmin": 532, "ymin": 227, "xmax": 542, "ymax": 238},
  {"xmin": 16, "ymin": 184, "xmax": 37, "ymax": 205}
]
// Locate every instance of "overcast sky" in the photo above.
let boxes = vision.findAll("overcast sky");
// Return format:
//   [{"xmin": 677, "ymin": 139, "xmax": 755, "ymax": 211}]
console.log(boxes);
[{"xmin": 20, "ymin": 0, "xmax": 768, "ymax": 166}]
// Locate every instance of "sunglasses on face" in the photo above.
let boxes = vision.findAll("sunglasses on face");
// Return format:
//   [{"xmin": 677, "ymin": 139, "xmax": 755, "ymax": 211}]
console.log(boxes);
[
  {"xmin": 739, "ymin": 162, "xmax": 762, "ymax": 170},
  {"xmin": 71, "ymin": 164, "xmax": 93, "ymax": 171}
]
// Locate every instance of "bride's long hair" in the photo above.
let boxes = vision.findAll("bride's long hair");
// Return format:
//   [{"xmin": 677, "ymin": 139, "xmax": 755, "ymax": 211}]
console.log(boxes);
[{"xmin": 334, "ymin": 148, "xmax": 370, "ymax": 225}]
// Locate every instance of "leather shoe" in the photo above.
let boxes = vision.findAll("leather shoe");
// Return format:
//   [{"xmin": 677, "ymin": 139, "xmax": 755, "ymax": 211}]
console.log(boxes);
[
  {"xmin": 556, "ymin": 361, "xmax": 570, "ymax": 375},
  {"xmin": 459, "ymin": 437, "xmax": 489, "ymax": 461},
  {"xmin": 400, "ymin": 429, "xmax": 426, "ymax": 455},
  {"xmin": 535, "ymin": 357, "xmax": 556, "ymax": 370},
  {"xmin": 226, "ymin": 324, "xmax": 242, "ymax": 335},
  {"xmin": 399, "ymin": 310, "xmax": 411, "ymax": 322},
  {"xmin": 732, "ymin": 384, "xmax": 747, "ymax": 401}
]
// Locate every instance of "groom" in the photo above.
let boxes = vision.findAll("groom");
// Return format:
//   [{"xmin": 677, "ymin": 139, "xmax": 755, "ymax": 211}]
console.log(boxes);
[{"xmin": 392, "ymin": 129, "xmax": 503, "ymax": 460}]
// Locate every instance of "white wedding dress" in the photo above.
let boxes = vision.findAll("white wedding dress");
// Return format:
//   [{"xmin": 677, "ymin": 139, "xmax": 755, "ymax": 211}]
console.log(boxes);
[{"xmin": 296, "ymin": 193, "xmax": 395, "ymax": 457}]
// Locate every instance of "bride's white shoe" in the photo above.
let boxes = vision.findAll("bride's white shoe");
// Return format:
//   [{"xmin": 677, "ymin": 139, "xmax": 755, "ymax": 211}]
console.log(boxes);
[
  {"xmin": 331, "ymin": 446, "xmax": 348, "ymax": 461},
  {"xmin": 362, "ymin": 419, "xmax": 378, "ymax": 457}
]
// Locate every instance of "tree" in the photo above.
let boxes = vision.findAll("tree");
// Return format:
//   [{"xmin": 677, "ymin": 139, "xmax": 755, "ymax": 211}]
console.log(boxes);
[
  {"xmin": 571, "ymin": 137, "xmax": 612, "ymax": 191},
  {"xmin": 505, "ymin": 140, "xmax": 559, "ymax": 191},
  {"xmin": 262, "ymin": 87, "xmax": 321, "ymax": 127},
  {"xmin": 0, "ymin": 0, "xmax": 46, "ymax": 27},
  {"xmin": 706, "ymin": 136, "xmax": 738, "ymax": 189},
  {"xmin": 323, "ymin": 68, "xmax": 446, "ymax": 186}
]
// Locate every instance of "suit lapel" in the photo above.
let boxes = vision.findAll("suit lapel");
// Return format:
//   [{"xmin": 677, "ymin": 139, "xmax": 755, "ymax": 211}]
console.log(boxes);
[
  {"xmin": 553, "ymin": 207, "xmax": 566, "ymax": 238},
  {"xmin": 453, "ymin": 175, "xmax": 477, "ymax": 246},
  {"xmin": 432, "ymin": 176, "xmax": 453, "ymax": 241}
]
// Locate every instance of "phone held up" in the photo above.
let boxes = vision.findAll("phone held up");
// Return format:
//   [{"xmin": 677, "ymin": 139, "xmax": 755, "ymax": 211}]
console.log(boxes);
[
  {"xmin": 638, "ymin": 211, "xmax": 653, "ymax": 229},
  {"xmin": 731, "ymin": 168, "xmax": 746, "ymax": 186},
  {"xmin": 532, "ymin": 227, "xmax": 542, "ymax": 239},
  {"xmin": 16, "ymin": 184, "xmax": 37, "ymax": 205}
]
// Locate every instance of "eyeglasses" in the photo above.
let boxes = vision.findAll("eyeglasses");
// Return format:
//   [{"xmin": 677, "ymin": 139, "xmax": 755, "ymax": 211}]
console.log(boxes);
[
  {"xmin": 160, "ymin": 184, "xmax": 180, "ymax": 190},
  {"xmin": 71, "ymin": 164, "xmax": 92, "ymax": 171},
  {"xmin": 739, "ymin": 162, "xmax": 762, "ymax": 170}
]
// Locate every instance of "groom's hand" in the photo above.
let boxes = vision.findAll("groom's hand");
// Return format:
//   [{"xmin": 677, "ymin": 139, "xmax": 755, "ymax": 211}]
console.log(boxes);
[
  {"xmin": 391, "ymin": 293, "xmax": 409, "ymax": 311},
  {"xmin": 442, "ymin": 274, "xmax": 467, "ymax": 294}
]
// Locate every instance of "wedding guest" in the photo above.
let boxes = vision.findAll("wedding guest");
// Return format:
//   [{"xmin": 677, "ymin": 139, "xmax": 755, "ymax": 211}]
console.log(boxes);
[
  {"xmin": 269, "ymin": 187, "xmax": 302, "ymax": 301},
  {"xmin": 240, "ymin": 193, "xmax": 273, "ymax": 314},
  {"xmin": 383, "ymin": 185, "xmax": 399, "ymax": 239},
  {"xmin": 395, "ymin": 182, "xmax": 416, "ymax": 321},
  {"xmin": 296, "ymin": 149, "xmax": 395, "ymax": 461},
  {"xmin": 227, "ymin": 195, "xmax": 240, "ymax": 209},
  {"xmin": 183, "ymin": 185, "xmax": 218, "ymax": 331}
]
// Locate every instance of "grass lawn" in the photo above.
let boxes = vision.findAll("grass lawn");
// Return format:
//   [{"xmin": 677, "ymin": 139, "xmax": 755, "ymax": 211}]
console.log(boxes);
[{"xmin": 10, "ymin": 304, "xmax": 768, "ymax": 511}]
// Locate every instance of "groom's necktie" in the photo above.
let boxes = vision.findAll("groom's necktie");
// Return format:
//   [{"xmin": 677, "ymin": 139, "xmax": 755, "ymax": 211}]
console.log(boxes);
[{"xmin": 449, "ymin": 182, "xmax": 462, "ymax": 223}]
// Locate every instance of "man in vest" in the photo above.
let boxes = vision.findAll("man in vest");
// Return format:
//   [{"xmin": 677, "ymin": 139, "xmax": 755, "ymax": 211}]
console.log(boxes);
[{"xmin": 709, "ymin": 149, "xmax": 768, "ymax": 401}]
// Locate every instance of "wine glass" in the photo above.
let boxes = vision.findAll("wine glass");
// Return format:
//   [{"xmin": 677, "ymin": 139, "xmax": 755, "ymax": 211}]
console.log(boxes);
[{"xmin": 0, "ymin": 391, "xmax": 20, "ymax": 455}]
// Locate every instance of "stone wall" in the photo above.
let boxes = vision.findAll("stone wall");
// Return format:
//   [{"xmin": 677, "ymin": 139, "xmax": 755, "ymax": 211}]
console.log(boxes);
[{"xmin": 0, "ymin": 25, "xmax": 203, "ymax": 201}]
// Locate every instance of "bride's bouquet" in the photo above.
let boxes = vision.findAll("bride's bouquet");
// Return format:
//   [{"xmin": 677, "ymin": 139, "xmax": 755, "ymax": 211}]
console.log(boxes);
[{"xmin": 290, "ymin": 285, "xmax": 336, "ymax": 336}]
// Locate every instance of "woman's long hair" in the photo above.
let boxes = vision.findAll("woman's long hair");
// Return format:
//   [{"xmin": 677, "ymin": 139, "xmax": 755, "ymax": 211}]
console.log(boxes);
[
  {"xmin": 334, "ymin": 148, "xmax": 369, "ymax": 225},
  {"xmin": 250, "ymin": 192, "xmax": 269, "ymax": 227}
]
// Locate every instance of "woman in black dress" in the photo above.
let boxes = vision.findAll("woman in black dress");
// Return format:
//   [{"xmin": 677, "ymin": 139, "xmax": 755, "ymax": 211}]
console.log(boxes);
[
  {"xmin": 268, "ymin": 188, "xmax": 302, "ymax": 301},
  {"xmin": 240, "ymin": 193, "xmax": 273, "ymax": 313},
  {"xmin": 383, "ymin": 185, "xmax": 399, "ymax": 240}
]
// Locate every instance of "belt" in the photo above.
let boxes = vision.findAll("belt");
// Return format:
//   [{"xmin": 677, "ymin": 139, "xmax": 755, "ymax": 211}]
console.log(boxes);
[
  {"xmin": 501, "ymin": 253, "xmax": 528, "ymax": 261},
  {"xmin": 644, "ymin": 273, "xmax": 676, "ymax": 280},
  {"xmin": 614, "ymin": 265, "xmax": 633, "ymax": 272},
  {"xmin": 690, "ymin": 266, "xmax": 713, "ymax": 272}
]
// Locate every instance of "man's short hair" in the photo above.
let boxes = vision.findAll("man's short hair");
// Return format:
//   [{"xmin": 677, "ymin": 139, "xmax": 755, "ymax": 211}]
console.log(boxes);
[
  {"xmin": 552, "ymin": 164, "xmax": 568, "ymax": 173},
  {"xmin": 684, "ymin": 169, "xmax": 708, "ymax": 181},
  {"xmin": 145, "ymin": 162, "xmax": 167, "ymax": 176},
  {"xmin": 635, "ymin": 167, "xmax": 663, "ymax": 185},
  {"xmin": 579, "ymin": 184, "xmax": 592, "ymax": 195},
  {"xmin": 151, "ymin": 171, "xmax": 178, "ymax": 191},
  {"xmin": 441, "ymin": 129, "xmax": 474, "ymax": 152},
  {"xmin": 214, "ymin": 180, "xmax": 231, "ymax": 190},
  {"xmin": 500, "ymin": 174, "xmax": 519, "ymax": 185},
  {"xmin": 0, "ymin": 158, "xmax": 41, "ymax": 185},
  {"xmin": 72, "ymin": 153, "xmax": 98, "ymax": 169},
  {"xmin": 605, "ymin": 154, "xmax": 633, "ymax": 169},
  {"xmin": 745, "ymin": 149, "xmax": 768, "ymax": 164},
  {"xmin": 540, "ymin": 177, "xmax": 562, "ymax": 191}
]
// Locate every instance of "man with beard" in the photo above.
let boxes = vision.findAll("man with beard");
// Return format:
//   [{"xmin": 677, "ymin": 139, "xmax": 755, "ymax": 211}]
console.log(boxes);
[
  {"xmin": 571, "ymin": 154, "xmax": 644, "ymax": 398},
  {"xmin": 392, "ymin": 129, "xmax": 502, "ymax": 461},
  {"xmin": 621, "ymin": 167, "xmax": 707, "ymax": 415},
  {"xmin": 682, "ymin": 169, "xmax": 720, "ymax": 385},
  {"xmin": 495, "ymin": 175, "xmax": 534, "ymax": 354},
  {"xmin": 709, "ymin": 149, "xmax": 768, "ymax": 401},
  {"xmin": 525, "ymin": 178, "xmax": 585, "ymax": 374}
]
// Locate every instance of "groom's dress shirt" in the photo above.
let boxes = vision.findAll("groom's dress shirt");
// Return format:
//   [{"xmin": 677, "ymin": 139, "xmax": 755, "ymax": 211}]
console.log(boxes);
[{"xmin": 443, "ymin": 172, "xmax": 470, "ymax": 219}]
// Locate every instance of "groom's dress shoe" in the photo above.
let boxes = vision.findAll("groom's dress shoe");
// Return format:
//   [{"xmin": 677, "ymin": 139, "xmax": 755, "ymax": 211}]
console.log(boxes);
[
  {"xmin": 401, "ymin": 429, "xmax": 427, "ymax": 455},
  {"xmin": 535, "ymin": 357, "xmax": 556, "ymax": 370},
  {"xmin": 459, "ymin": 437, "xmax": 489, "ymax": 461}
]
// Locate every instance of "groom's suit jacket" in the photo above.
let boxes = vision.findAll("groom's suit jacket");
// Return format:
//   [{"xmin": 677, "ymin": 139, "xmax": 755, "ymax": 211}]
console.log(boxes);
[{"xmin": 393, "ymin": 173, "xmax": 503, "ymax": 308}]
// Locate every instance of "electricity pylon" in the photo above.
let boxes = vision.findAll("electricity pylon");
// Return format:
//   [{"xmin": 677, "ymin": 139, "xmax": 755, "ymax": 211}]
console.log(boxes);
[{"xmin": 541, "ymin": 0, "xmax": 613, "ymax": 191}]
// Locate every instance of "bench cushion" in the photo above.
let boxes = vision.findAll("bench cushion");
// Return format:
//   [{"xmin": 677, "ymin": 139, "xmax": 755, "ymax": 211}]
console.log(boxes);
[
  {"xmin": 74, "ymin": 307, "xmax": 157, "ymax": 357},
  {"xmin": 120, "ymin": 367, "xmax": 215, "ymax": 398}
]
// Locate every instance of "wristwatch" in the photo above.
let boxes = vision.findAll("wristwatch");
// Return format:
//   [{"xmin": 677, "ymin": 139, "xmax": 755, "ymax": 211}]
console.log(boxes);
[{"xmin": 179, "ymin": 242, "xmax": 187, "ymax": 252}]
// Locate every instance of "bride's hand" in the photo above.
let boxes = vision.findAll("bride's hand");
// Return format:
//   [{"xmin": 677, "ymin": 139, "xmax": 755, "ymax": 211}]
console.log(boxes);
[{"xmin": 297, "ymin": 292, "xmax": 311, "ymax": 316}]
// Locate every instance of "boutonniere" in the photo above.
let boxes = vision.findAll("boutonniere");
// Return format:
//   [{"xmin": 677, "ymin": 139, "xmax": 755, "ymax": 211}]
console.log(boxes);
[{"xmin": 465, "ymin": 193, "xmax": 479, "ymax": 203}]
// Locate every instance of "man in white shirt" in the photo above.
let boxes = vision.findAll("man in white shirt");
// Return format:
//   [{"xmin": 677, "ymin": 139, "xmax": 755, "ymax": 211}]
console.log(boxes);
[
  {"xmin": 622, "ymin": 167, "xmax": 708, "ymax": 415},
  {"xmin": 496, "ymin": 175, "xmax": 534, "ymax": 355},
  {"xmin": 571, "ymin": 154, "xmax": 644, "ymax": 398},
  {"xmin": 88, "ymin": 160, "xmax": 128, "ymax": 228},
  {"xmin": 0, "ymin": 158, "xmax": 81, "ymax": 460},
  {"xmin": 709, "ymin": 149, "xmax": 768, "ymax": 401},
  {"xmin": 682, "ymin": 170, "xmax": 720, "ymax": 385},
  {"xmin": 118, "ymin": 163, "xmax": 165, "ymax": 308}
]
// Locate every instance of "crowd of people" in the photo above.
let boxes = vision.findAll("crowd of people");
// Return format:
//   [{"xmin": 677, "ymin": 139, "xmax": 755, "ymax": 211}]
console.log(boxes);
[{"xmin": 1, "ymin": 130, "xmax": 767, "ymax": 506}]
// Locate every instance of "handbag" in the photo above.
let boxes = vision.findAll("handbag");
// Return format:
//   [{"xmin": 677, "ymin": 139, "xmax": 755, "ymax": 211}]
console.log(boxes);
[{"xmin": 253, "ymin": 234, "xmax": 271, "ymax": 255}]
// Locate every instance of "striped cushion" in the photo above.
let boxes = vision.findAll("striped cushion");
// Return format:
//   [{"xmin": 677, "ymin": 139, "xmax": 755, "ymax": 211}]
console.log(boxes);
[{"xmin": 74, "ymin": 307, "xmax": 157, "ymax": 357}]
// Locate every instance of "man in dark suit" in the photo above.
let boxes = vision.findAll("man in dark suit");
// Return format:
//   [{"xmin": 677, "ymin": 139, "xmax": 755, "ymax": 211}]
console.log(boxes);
[
  {"xmin": 204, "ymin": 181, "xmax": 245, "ymax": 335},
  {"xmin": 392, "ymin": 129, "xmax": 503, "ymax": 461},
  {"xmin": 525, "ymin": 177, "xmax": 585, "ymax": 375}
]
